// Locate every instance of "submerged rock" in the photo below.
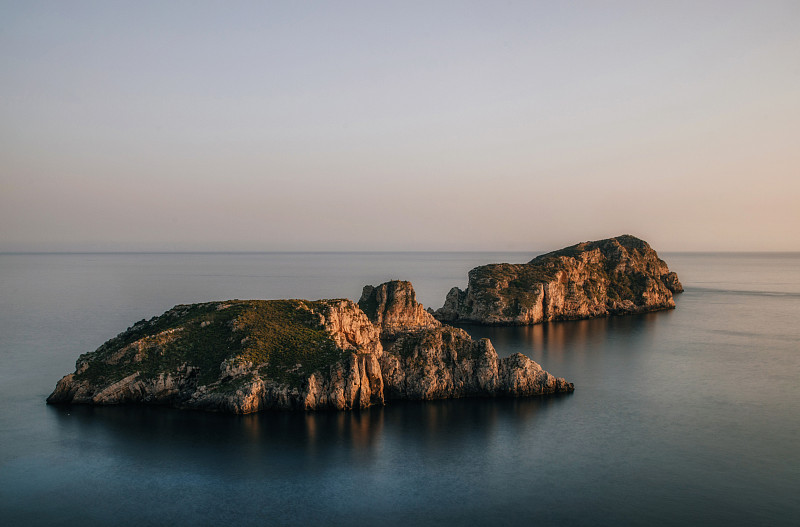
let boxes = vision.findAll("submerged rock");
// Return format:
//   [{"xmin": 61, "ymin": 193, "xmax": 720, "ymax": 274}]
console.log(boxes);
[
  {"xmin": 435, "ymin": 235, "xmax": 683, "ymax": 325},
  {"xmin": 48, "ymin": 281, "xmax": 573, "ymax": 414}
]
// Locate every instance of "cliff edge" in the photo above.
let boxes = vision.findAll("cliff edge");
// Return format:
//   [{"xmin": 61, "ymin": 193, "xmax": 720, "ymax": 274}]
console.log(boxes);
[
  {"xmin": 435, "ymin": 235, "xmax": 683, "ymax": 325},
  {"xmin": 47, "ymin": 280, "xmax": 573, "ymax": 413}
]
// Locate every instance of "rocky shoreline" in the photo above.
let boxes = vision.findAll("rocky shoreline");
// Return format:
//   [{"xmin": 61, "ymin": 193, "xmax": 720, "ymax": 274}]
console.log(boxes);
[{"xmin": 48, "ymin": 281, "xmax": 573, "ymax": 413}]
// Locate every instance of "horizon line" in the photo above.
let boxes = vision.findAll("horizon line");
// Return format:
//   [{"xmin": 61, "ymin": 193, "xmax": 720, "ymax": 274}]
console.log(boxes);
[{"xmin": 2, "ymin": 250, "xmax": 799, "ymax": 256}]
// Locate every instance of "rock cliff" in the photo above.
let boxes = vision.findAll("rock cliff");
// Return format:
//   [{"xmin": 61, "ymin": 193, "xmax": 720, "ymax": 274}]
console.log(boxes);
[
  {"xmin": 358, "ymin": 281, "xmax": 570, "ymax": 399},
  {"xmin": 48, "ymin": 281, "xmax": 573, "ymax": 413},
  {"xmin": 435, "ymin": 235, "xmax": 683, "ymax": 325},
  {"xmin": 358, "ymin": 280, "xmax": 440, "ymax": 337}
]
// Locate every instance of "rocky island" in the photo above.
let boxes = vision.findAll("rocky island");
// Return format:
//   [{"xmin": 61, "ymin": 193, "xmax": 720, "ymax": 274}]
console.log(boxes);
[
  {"xmin": 435, "ymin": 235, "xmax": 683, "ymax": 325},
  {"xmin": 47, "ymin": 281, "xmax": 573, "ymax": 413}
]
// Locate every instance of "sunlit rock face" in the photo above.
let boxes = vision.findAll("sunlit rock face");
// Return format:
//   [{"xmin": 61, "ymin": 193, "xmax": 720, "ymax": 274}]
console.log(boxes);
[
  {"xmin": 47, "ymin": 299, "xmax": 386, "ymax": 413},
  {"xmin": 379, "ymin": 326, "xmax": 572, "ymax": 400},
  {"xmin": 48, "ymin": 282, "xmax": 573, "ymax": 414},
  {"xmin": 435, "ymin": 235, "xmax": 683, "ymax": 326},
  {"xmin": 358, "ymin": 280, "xmax": 440, "ymax": 338}
]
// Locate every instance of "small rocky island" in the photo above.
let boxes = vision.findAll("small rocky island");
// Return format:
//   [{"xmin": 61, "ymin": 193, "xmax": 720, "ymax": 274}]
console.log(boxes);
[
  {"xmin": 435, "ymin": 235, "xmax": 683, "ymax": 325},
  {"xmin": 48, "ymin": 281, "xmax": 573, "ymax": 413}
]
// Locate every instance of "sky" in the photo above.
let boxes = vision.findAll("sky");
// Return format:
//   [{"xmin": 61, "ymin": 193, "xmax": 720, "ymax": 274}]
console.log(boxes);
[{"xmin": 1, "ymin": 1, "xmax": 799, "ymax": 252}]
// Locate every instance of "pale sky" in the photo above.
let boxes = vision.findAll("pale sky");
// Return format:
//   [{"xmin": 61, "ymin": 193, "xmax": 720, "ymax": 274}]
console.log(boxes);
[{"xmin": 2, "ymin": 1, "xmax": 799, "ymax": 252}]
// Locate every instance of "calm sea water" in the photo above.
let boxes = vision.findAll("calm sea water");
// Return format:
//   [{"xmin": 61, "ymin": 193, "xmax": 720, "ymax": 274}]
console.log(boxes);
[{"xmin": 1, "ymin": 252, "xmax": 798, "ymax": 526}]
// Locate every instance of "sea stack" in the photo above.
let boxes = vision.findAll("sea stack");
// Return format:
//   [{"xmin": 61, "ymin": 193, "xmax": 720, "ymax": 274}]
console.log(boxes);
[
  {"xmin": 47, "ymin": 280, "xmax": 573, "ymax": 414},
  {"xmin": 435, "ymin": 235, "xmax": 683, "ymax": 325}
]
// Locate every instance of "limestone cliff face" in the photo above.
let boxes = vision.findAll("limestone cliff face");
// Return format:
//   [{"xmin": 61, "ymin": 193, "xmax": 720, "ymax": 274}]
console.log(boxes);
[
  {"xmin": 435, "ymin": 235, "xmax": 683, "ymax": 325},
  {"xmin": 357, "ymin": 280, "xmax": 570, "ymax": 399},
  {"xmin": 358, "ymin": 280, "xmax": 440, "ymax": 338},
  {"xmin": 48, "ymin": 282, "xmax": 573, "ymax": 414},
  {"xmin": 379, "ymin": 327, "xmax": 572, "ymax": 400}
]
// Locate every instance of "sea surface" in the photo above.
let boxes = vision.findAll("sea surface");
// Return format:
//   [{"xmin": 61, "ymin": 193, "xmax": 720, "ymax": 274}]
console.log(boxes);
[{"xmin": 1, "ymin": 251, "xmax": 798, "ymax": 526}]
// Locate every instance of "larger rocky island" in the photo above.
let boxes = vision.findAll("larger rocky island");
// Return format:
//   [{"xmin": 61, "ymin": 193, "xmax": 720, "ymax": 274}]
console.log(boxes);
[
  {"xmin": 435, "ymin": 235, "xmax": 683, "ymax": 325},
  {"xmin": 48, "ymin": 281, "xmax": 573, "ymax": 413}
]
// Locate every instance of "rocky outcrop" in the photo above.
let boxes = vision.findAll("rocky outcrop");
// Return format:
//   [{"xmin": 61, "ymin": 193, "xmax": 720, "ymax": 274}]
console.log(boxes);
[
  {"xmin": 356, "ymin": 280, "xmax": 568, "ymax": 399},
  {"xmin": 47, "ymin": 299, "xmax": 386, "ymax": 412},
  {"xmin": 379, "ymin": 326, "xmax": 572, "ymax": 400},
  {"xmin": 358, "ymin": 280, "xmax": 440, "ymax": 338},
  {"xmin": 48, "ymin": 282, "xmax": 573, "ymax": 414},
  {"xmin": 435, "ymin": 235, "xmax": 683, "ymax": 325}
]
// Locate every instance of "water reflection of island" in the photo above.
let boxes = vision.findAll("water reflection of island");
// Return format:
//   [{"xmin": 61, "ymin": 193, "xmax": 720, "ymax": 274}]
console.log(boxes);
[
  {"xmin": 47, "ymin": 311, "xmax": 672, "ymax": 479},
  {"xmin": 49, "ymin": 395, "xmax": 571, "ymax": 475},
  {"xmin": 460, "ymin": 310, "xmax": 671, "ymax": 360}
]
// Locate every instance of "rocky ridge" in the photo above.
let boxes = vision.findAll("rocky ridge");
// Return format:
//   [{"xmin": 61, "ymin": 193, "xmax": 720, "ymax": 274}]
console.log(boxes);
[
  {"xmin": 48, "ymin": 281, "xmax": 573, "ymax": 413},
  {"xmin": 435, "ymin": 235, "xmax": 683, "ymax": 325}
]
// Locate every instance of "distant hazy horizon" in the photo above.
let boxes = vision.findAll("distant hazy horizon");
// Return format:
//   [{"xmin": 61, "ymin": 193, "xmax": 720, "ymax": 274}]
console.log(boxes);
[
  {"xmin": 2, "ymin": 249, "xmax": 799, "ymax": 257},
  {"xmin": 2, "ymin": 1, "xmax": 799, "ymax": 253}
]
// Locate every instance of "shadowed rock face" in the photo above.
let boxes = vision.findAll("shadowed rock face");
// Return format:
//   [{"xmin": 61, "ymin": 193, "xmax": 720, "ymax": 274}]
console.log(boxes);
[
  {"xmin": 435, "ymin": 235, "xmax": 683, "ymax": 326},
  {"xmin": 48, "ymin": 282, "xmax": 573, "ymax": 414}
]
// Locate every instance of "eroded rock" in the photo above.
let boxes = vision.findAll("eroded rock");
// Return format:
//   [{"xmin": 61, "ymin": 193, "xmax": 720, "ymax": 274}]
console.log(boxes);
[
  {"xmin": 358, "ymin": 280, "xmax": 440, "ymax": 338},
  {"xmin": 435, "ymin": 235, "xmax": 683, "ymax": 325}
]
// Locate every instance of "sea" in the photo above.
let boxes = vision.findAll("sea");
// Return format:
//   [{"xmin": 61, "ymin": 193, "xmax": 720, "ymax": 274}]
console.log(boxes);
[{"xmin": 0, "ymin": 251, "xmax": 798, "ymax": 526}]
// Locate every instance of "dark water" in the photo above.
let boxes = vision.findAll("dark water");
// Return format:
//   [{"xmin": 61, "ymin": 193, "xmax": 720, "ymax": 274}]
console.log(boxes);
[{"xmin": 1, "ymin": 252, "xmax": 798, "ymax": 526}]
